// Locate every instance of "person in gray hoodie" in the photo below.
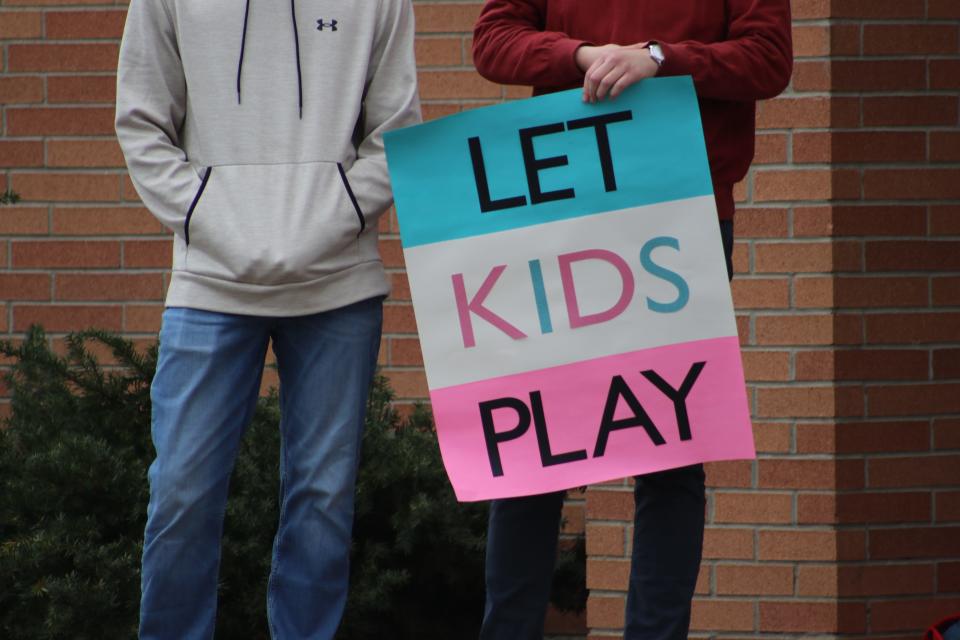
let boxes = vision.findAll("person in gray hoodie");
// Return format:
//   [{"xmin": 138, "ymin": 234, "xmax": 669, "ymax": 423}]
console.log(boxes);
[{"xmin": 115, "ymin": 1, "xmax": 420, "ymax": 637}]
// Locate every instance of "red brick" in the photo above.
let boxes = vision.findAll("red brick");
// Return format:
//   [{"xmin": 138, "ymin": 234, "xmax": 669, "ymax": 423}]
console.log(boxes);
[
  {"xmin": 811, "ymin": 132, "xmax": 927, "ymax": 164},
  {"xmin": 792, "ymin": 24, "xmax": 830, "ymax": 57},
  {"xmin": 382, "ymin": 369, "xmax": 428, "ymax": 399},
  {"xmin": 797, "ymin": 348, "xmax": 929, "ymax": 381},
  {"xmin": 420, "ymin": 103, "xmax": 461, "ymax": 122},
  {"xmin": 586, "ymin": 523, "xmax": 625, "ymax": 556},
  {"xmin": 939, "ymin": 562, "xmax": 960, "ymax": 593},
  {"xmin": 12, "ymin": 240, "xmax": 120, "ymax": 268},
  {"xmin": 418, "ymin": 70, "xmax": 502, "ymax": 100},
  {"xmin": 0, "ymin": 207, "xmax": 48, "ymax": 235},
  {"xmin": 389, "ymin": 272, "xmax": 411, "ymax": 301},
  {"xmin": 702, "ymin": 527, "xmax": 754, "ymax": 560},
  {"xmin": 754, "ymin": 422, "xmax": 791, "ymax": 453},
  {"xmin": 47, "ymin": 75, "xmax": 117, "ymax": 104},
  {"xmin": 797, "ymin": 564, "xmax": 838, "ymax": 596},
  {"xmin": 383, "ymin": 302, "xmax": 417, "ymax": 333},
  {"xmin": 756, "ymin": 97, "xmax": 832, "ymax": 129},
  {"xmin": 931, "ymin": 206, "xmax": 960, "ymax": 236},
  {"xmin": 55, "ymin": 273, "xmax": 164, "ymax": 302},
  {"xmin": 716, "ymin": 564, "xmax": 793, "ymax": 596},
  {"xmin": 124, "ymin": 304, "xmax": 163, "ymax": 333},
  {"xmin": 870, "ymin": 526, "xmax": 960, "ymax": 559},
  {"xmin": 44, "ymin": 9, "xmax": 127, "ymax": 39},
  {"xmin": 414, "ymin": 36, "xmax": 463, "ymax": 66},
  {"xmin": 0, "ymin": 140, "xmax": 44, "ymax": 167},
  {"xmin": 0, "ymin": 10, "xmax": 42, "ymax": 38},
  {"xmin": 689, "ymin": 599, "xmax": 754, "ymax": 632},
  {"xmin": 0, "ymin": 273, "xmax": 51, "ymax": 301},
  {"xmin": 756, "ymin": 241, "xmax": 861, "ymax": 273},
  {"xmin": 863, "ymin": 24, "xmax": 959, "ymax": 55},
  {"xmin": 868, "ymin": 455, "xmax": 960, "ymax": 488},
  {"xmin": 6, "ymin": 107, "xmax": 115, "ymax": 136},
  {"xmin": 587, "ymin": 558, "xmax": 630, "ymax": 590},
  {"xmin": 866, "ymin": 313, "xmax": 960, "ymax": 345},
  {"xmin": 741, "ymin": 350, "xmax": 790, "ymax": 381},
  {"xmin": 932, "ymin": 132, "xmax": 960, "ymax": 163},
  {"xmin": 934, "ymin": 348, "xmax": 960, "ymax": 380},
  {"xmin": 413, "ymin": 2, "xmax": 482, "ymax": 33},
  {"xmin": 816, "ymin": 421, "xmax": 930, "ymax": 454},
  {"xmin": 733, "ymin": 208, "xmax": 788, "ymax": 238},
  {"xmin": 866, "ymin": 240, "xmax": 960, "ymax": 271},
  {"xmin": 705, "ymin": 460, "xmax": 753, "ymax": 488},
  {"xmin": 759, "ymin": 530, "xmax": 835, "ymax": 561},
  {"xmin": 0, "ymin": 76, "xmax": 44, "ymax": 104},
  {"xmin": 863, "ymin": 96, "xmax": 958, "ymax": 126},
  {"xmin": 832, "ymin": 0, "xmax": 925, "ymax": 17},
  {"xmin": 758, "ymin": 459, "xmax": 837, "ymax": 490},
  {"xmin": 7, "ymin": 44, "xmax": 119, "ymax": 72},
  {"xmin": 755, "ymin": 314, "xmax": 862, "ymax": 346},
  {"xmin": 830, "ymin": 24, "xmax": 861, "ymax": 55},
  {"xmin": 936, "ymin": 492, "xmax": 960, "ymax": 523},
  {"xmin": 930, "ymin": 0, "xmax": 960, "ymax": 17},
  {"xmin": 791, "ymin": 60, "xmax": 830, "ymax": 91},
  {"xmin": 586, "ymin": 594, "xmax": 625, "ymax": 630},
  {"xmin": 13, "ymin": 304, "xmax": 122, "ymax": 332},
  {"xmin": 731, "ymin": 278, "xmax": 790, "ymax": 309},
  {"xmin": 122, "ymin": 240, "xmax": 172, "ymax": 268},
  {"xmin": 833, "ymin": 60, "xmax": 926, "ymax": 91},
  {"xmin": 837, "ymin": 491, "xmax": 932, "ymax": 524},
  {"xmin": 714, "ymin": 492, "xmax": 792, "ymax": 524},
  {"xmin": 47, "ymin": 139, "xmax": 125, "ymax": 168},
  {"xmin": 867, "ymin": 383, "xmax": 960, "ymax": 417},
  {"xmin": 14, "ymin": 172, "xmax": 119, "ymax": 205},
  {"xmin": 934, "ymin": 418, "xmax": 960, "ymax": 450},
  {"xmin": 761, "ymin": 601, "xmax": 866, "ymax": 634},
  {"xmin": 388, "ymin": 337, "xmax": 423, "ymax": 367},
  {"xmin": 791, "ymin": 0, "xmax": 830, "ymax": 19},
  {"xmin": 931, "ymin": 60, "xmax": 960, "ymax": 89},
  {"xmin": 753, "ymin": 133, "xmax": 788, "ymax": 164},
  {"xmin": 871, "ymin": 597, "xmax": 960, "ymax": 633},
  {"xmin": 586, "ymin": 488, "xmax": 633, "ymax": 521},
  {"xmin": 866, "ymin": 169, "xmax": 960, "ymax": 200},
  {"xmin": 797, "ymin": 492, "xmax": 837, "ymax": 524},
  {"xmin": 754, "ymin": 169, "xmax": 860, "ymax": 202},
  {"xmin": 52, "ymin": 207, "xmax": 162, "ymax": 236}
]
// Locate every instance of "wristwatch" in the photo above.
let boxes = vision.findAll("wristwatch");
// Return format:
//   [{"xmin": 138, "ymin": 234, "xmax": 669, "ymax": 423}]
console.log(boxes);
[{"xmin": 647, "ymin": 42, "xmax": 665, "ymax": 68}]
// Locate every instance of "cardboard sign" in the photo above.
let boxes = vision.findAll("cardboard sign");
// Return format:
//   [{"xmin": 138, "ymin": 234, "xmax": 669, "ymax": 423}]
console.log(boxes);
[{"xmin": 384, "ymin": 77, "xmax": 754, "ymax": 502}]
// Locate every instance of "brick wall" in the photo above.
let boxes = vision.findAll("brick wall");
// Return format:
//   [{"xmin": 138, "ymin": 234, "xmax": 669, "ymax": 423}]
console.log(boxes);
[{"xmin": 1, "ymin": 1, "xmax": 958, "ymax": 638}]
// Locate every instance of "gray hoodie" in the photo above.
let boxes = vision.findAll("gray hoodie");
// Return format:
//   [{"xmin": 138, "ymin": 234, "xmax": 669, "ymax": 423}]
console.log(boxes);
[{"xmin": 115, "ymin": 0, "xmax": 421, "ymax": 316}]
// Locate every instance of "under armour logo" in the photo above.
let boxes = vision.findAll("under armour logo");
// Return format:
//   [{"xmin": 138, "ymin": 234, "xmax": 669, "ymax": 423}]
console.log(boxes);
[{"xmin": 317, "ymin": 18, "xmax": 338, "ymax": 31}]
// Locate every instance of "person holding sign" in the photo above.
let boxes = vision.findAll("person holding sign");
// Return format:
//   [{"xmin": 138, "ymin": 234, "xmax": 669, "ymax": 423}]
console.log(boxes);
[
  {"xmin": 115, "ymin": 1, "xmax": 419, "ymax": 637},
  {"xmin": 472, "ymin": 2, "xmax": 792, "ymax": 638}
]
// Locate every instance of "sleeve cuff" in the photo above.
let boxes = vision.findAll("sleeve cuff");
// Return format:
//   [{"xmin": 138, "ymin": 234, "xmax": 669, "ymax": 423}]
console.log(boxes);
[
  {"xmin": 656, "ymin": 42, "xmax": 692, "ymax": 78},
  {"xmin": 554, "ymin": 37, "xmax": 591, "ymax": 81}
]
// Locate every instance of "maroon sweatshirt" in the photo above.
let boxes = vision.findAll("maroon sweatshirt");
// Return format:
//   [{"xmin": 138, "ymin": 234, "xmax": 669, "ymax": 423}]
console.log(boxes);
[{"xmin": 473, "ymin": 0, "xmax": 793, "ymax": 220}]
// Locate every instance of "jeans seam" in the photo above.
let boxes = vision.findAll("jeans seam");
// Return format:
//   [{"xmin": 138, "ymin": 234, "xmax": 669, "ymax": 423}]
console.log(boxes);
[{"xmin": 266, "ymin": 438, "xmax": 290, "ymax": 640}]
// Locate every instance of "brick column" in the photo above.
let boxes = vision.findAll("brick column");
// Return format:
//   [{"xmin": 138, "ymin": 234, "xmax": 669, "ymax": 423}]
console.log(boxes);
[{"xmin": 585, "ymin": 1, "xmax": 960, "ymax": 638}]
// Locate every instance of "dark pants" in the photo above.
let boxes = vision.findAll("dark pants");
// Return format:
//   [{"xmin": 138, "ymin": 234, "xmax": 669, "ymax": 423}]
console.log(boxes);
[{"xmin": 480, "ymin": 220, "xmax": 734, "ymax": 640}]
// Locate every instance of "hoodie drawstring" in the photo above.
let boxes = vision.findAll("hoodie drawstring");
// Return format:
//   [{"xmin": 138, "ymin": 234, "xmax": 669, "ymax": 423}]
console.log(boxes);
[
  {"xmin": 237, "ymin": 0, "xmax": 252, "ymax": 105},
  {"xmin": 290, "ymin": 0, "xmax": 304, "ymax": 119},
  {"xmin": 236, "ymin": 0, "xmax": 304, "ymax": 120}
]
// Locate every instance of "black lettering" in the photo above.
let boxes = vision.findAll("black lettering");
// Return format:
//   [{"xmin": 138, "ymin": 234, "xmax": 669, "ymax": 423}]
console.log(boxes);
[
  {"xmin": 479, "ymin": 396, "xmax": 532, "ymax": 477},
  {"xmin": 566, "ymin": 110, "xmax": 633, "ymax": 192},
  {"xmin": 594, "ymin": 375, "xmax": 666, "ymax": 457},
  {"xmin": 518, "ymin": 122, "xmax": 576, "ymax": 205},
  {"xmin": 469, "ymin": 136, "xmax": 528, "ymax": 213},
  {"xmin": 530, "ymin": 391, "xmax": 588, "ymax": 467},
  {"xmin": 641, "ymin": 362, "xmax": 706, "ymax": 442}
]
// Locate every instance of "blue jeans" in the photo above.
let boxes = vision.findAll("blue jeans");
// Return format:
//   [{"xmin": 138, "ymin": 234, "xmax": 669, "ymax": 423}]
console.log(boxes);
[
  {"xmin": 139, "ymin": 297, "xmax": 383, "ymax": 640},
  {"xmin": 480, "ymin": 220, "xmax": 734, "ymax": 640}
]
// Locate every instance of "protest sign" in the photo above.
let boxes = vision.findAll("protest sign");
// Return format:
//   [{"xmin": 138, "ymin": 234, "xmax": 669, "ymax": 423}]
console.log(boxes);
[{"xmin": 384, "ymin": 76, "xmax": 754, "ymax": 502}]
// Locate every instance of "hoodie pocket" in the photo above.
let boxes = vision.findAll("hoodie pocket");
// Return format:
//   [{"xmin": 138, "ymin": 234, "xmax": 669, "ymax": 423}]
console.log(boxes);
[{"xmin": 184, "ymin": 161, "xmax": 362, "ymax": 286}]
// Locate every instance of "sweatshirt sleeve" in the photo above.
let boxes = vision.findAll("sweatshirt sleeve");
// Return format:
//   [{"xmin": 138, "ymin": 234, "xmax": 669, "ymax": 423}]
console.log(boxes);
[
  {"xmin": 473, "ymin": 0, "xmax": 588, "ymax": 87},
  {"xmin": 657, "ymin": 0, "xmax": 793, "ymax": 101},
  {"xmin": 344, "ymin": 0, "xmax": 422, "ymax": 225},
  {"xmin": 115, "ymin": 0, "xmax": 202, "ymax": 237}
]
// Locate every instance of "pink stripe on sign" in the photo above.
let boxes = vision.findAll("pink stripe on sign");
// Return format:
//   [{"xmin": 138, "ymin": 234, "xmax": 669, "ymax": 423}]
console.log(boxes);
[{"xmin": 430, "ymin": 336, "xmax": 753, "ymax": 501}]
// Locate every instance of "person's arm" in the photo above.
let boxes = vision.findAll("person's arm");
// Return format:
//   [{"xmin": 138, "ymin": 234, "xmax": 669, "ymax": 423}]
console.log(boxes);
[
  {"xmin": 472, "ymin": 0, "xmax": 589, "ymax": 87},
  {"xmin": 115, "ymin": 0, "xmax": 202, "ymax": 236},
  {"xmin": 344, "ymin": 0, "xmax": 421, "ymax": 224},
  {"xmin": 656, "ymin": 0, "xmax": 793, "ymax": 101}
]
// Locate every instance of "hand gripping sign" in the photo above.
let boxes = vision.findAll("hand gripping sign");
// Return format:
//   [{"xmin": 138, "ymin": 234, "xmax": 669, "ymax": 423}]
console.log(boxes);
[{"xmin": 384, "ymin": 77, "xmax": 754, "ymax": 502}]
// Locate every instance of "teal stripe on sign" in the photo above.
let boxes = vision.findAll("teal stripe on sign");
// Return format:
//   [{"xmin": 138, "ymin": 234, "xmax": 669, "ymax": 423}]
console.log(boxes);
[{"xmin": 384, "ymin": 76, "xmax": 714, "ymax": 249}]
